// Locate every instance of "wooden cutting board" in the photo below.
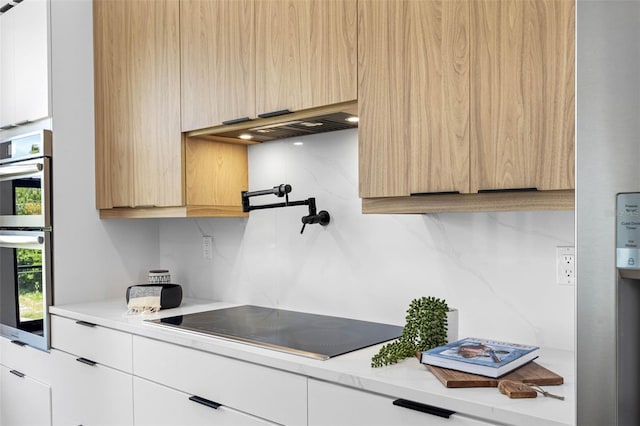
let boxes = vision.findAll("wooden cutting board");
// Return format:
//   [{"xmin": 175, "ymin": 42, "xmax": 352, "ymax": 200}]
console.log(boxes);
[{"xmin": 426, "ymin": 361, "xmax": 564, "ymax": 388}]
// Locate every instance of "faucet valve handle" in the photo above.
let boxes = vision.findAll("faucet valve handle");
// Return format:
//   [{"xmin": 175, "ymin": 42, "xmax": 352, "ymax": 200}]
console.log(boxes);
[{"xmin": 300, "ymin": 210, "xmax": 331, "ymax": 234}]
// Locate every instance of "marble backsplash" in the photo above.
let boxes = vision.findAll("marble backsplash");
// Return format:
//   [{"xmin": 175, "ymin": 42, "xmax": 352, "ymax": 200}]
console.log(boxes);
[{"xmin": 159, "ymin": 129, "xmax": 575, "ymax": 351}]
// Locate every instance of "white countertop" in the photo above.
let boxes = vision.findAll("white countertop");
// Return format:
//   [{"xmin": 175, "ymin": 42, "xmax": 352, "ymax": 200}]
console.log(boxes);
[{"xmin": 50, "ymin": 299, "xmax": 575, "ymax": 426}]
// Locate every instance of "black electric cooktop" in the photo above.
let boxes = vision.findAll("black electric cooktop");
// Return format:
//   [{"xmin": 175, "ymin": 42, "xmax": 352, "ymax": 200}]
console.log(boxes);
[{"xmin": 147, "ymin": 305, "xmax": 403, "ymax": 360}]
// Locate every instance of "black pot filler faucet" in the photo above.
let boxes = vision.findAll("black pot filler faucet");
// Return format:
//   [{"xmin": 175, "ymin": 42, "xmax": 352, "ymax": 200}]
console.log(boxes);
[{"xmin": 241, "ymin": 184, "xmax": 330, "ymax": 234}]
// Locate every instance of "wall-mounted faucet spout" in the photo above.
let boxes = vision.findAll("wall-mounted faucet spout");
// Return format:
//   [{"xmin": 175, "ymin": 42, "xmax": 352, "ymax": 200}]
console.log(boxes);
[{"xmin": 241, "ymin": 184, "xmax": 330, "ymax": 234}]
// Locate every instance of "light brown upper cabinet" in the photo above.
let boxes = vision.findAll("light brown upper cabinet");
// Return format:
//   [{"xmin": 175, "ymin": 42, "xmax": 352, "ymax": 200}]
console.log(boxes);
[
  {"xmin": 180, "ymin": 0, "xmax": 255, "ymax": 132},
  {"xmin": 181, "ymin": 0, "xmax": 357, "ymax": 133},
  {"xmin": 255, "ymin": 0, "xmax": 357, "ymax": 117},
  {"xmin": 471, "ymin": 0, "xmax": 575, "ymax": 193},
  {"xmin": 94, "ymin": 0, "xmax": 248, "ymax": 218},
  {"xmin": 359, "ymin": 0, "xmax": 470, "ymax": 198},
  {"xmin": 359, "ymin": 0, "xmax": 575, "ymax": 213},
  {"xmin": 94, "ymin": 0, "xmax": 183, "ymax": 210}
]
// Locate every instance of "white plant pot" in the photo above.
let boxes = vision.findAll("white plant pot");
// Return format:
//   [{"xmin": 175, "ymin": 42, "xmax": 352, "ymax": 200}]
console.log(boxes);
[{"xmin": 447, "ymin": 309, "xmax": 459, "ymax": 343}]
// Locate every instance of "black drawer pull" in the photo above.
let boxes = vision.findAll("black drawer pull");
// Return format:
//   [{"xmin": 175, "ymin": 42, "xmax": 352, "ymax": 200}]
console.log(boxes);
[
  {"xmin": 392, "ymin": 399, "xmax": 455, "ymax": 419},
  {"xmin": 76, "ymin": 357, "xmax": 97, "ymax": 366},
  {"xmin": 478, "ymin": 187, "xmax": 537, "ymax": 193},
  {"xmin": 222, "ymin": 117, "xmax": 251, "ymax": 125},
  {"xmin": 257, "ymin": 109, "xmax": 292, "ymax": 118},
  {"xmin": 10, "ymin": 340, "xmax": 27, "ymax": 347},
  {"xmin": 9, "ymin": 370, "xmax": 25, "ymax": 378},
  {"xmin": 189, "ymin": 395, "xmax": 221, "ymax": 410},
  {"xmin": 75, "ymin": 320, "xmax": 96, "ymax": 328}
]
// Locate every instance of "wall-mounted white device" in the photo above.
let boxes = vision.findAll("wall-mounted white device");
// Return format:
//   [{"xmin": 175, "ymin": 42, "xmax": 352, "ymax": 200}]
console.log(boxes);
[{"xmin": 616, "ymin": 193, "xmax": 640, "ymax": 279}]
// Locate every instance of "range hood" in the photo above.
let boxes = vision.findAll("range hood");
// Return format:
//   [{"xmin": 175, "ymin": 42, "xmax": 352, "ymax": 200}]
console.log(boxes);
[{"xmin": 185, "ymin": 100, "xmax": 358, "ymax": 143}]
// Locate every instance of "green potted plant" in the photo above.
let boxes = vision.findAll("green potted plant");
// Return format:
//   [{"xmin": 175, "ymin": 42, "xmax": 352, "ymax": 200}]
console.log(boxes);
[{"xmin": 371, "ymin": 296, "xmax": 450, "ymax": 368}]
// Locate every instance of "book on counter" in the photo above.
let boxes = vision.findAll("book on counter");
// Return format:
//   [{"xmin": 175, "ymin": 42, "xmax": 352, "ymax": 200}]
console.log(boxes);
[{"xmin": 420, "ymin": 337, "xmax": 540, "ymax": 378}]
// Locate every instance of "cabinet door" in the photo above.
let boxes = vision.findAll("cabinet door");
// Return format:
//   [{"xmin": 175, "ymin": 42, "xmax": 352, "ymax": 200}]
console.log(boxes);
[
  {"xmin": 0, "ymin": 6, "xmax": 16, "ymax": 128},
  {"xmin": 13, "ymin": 0, "xmax": 49, "ymax": 124},
  {"xmin": 471, "ymin": 0, "xmax": 574, "ymax": 192},
  {"xmin": 358, "ymin": 0, "xmax": 470, "ymax": 198},
  {"xmin": 51, "ymin": 349, "xmax": 133, "ymax": 426},
  {"xmin": 94, "ymin": 0, "xmax": 182, "ymax": 209},
  {"xmin": 0, "ymin": 0, "xmax": 49, "ymax": 129},
  {"xmin": 180, "ymin": 0, "xmax": 254, "ymax": 132},
  {"xmin": 134, "ymin": 377, "xmax": 277, "ymax": 426},
  {"xmin": 308, "ymin": 379, "xmax": 494, "ymax": 426},
  {"xmin": 0, "ymin": 366, "xmax": 52, "ymax": 426},
  {"xmin": 256, "ymin": 0, "xmax": 357, "ymax": 116}
]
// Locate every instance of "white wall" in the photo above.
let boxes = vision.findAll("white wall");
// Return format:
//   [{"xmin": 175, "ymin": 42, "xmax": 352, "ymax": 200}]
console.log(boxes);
[
  {"xmin": 50, "ymin": 0, "xmax": 159, "ymax": 304},
  {"xmin": 160, "ymin": 129, "xmax": 575, "ymax": 351}
]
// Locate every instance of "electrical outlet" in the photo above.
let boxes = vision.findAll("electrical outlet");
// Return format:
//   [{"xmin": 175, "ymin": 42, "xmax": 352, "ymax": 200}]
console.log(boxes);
[
  {"xmin": 202, "ymin": 236, "xmax": 213, "ymax": 260},
  {"xmin": 556, "ymin": 246, "xmax": 575, "ymax": 285}
]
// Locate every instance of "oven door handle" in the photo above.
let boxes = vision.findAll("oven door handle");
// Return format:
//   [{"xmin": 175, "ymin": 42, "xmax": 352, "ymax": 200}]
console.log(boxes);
[
  {"xmin": 0, "ymin": 162, "xmax": 43, "ymax": 178},
  {"xmin": 0, "ymin": 235, "xmax": 44, "ymax": 247}
]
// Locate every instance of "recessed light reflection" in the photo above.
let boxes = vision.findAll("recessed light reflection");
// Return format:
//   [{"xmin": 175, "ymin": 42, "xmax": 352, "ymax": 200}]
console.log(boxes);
[
  {"xmin": 239, "ymin": 134, "xmax": 253, "ymax": 140},
  {"xmin": 293, "ymin": 141, "xmax": 304, "ymax": 146},
  {"xmin": 345, "ymin": 116, "xmax": 359, "ymax": 123}
]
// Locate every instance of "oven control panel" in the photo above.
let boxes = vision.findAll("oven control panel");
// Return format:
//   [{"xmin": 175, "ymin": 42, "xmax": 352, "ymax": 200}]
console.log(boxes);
[{"xmin": 0, "ymin": 130, "xmax": 51, "ymax": 163}]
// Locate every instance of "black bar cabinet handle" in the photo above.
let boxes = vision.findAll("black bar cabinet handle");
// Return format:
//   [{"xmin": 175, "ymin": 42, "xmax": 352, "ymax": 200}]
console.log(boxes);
[
  {"xmin": 222, "ymin": 117, "xmax": 251, "ymax": 125},
  {"xmin": 392, "ymin": 399, "xmax": 455, "ymax": 419},
  {"xmin": 76, "ymin": 357, "xmax": 97, "ymax": 366},
  {"xmin": 189, "ymin": 395, "xmax": 221, "ymax": 410},
  {"xmin": 75, "ymin": 320, "xmax": 96, "ymax": 328},
  {"xmin": 9, "ymin": 370, "xmax": 25, "ymax": 378},
  {"xmin": 257, "ymin": 109, "xmax": 292, "ymax": 118},
  {"xmin": 10, "ymin": 340, "xmax": 27, "ymax": 347}
]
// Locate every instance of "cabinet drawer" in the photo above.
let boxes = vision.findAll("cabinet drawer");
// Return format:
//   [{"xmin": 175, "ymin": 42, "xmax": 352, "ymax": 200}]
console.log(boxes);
[
  {"xmin": 51, "ymin": 315, "xmax": 132, "ymax": 372},
  {"xmin": 0, "ymin": 336, "xmax": 51, "ymax": 383},
  {"xmin": 133, "ymin": 336, "xmax": 307, "ymax": 425},
  {"xmin": 308, "ymin": 379, "xmax": 496, "ymax": 426},
  {"xmin": 51, "ymin": 349, "xmax": 133, "ymax": 426},
  {"xmin": 134, "ymin": 376, "xmax": 277, "ymax": 426},
  {"xmin": 1, "ymin": 364, "xmax": 51, "ymax": 426}
]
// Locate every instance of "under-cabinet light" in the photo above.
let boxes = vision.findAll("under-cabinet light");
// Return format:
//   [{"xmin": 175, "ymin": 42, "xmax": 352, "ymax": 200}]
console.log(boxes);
[
  {"xmin": 239, "ymin": 134, "xmax": 253, "ymax": 140},
  {"xmin": 249, "ymin": 120, "xmax": 302, "ymax": 131}
]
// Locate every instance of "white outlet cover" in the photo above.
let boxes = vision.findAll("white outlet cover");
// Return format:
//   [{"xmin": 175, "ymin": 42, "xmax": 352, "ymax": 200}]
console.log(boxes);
[{"xmin": 556, "ymin": 246, "xmax": 575, "ymax": 285}]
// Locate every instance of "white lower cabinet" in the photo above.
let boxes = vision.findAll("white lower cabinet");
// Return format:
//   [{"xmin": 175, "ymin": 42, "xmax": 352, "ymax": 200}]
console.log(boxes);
[
  {"xmin": 51, "ymin": 349, "xmax": 133, "ymax": 426},
  {"xmin": 50, "ymin": 315, "xmax": 133, "ymax": 372},
  {"xmin": 50, "ymin": 314, "xmax": 134, "ymax": 426},
  {"xmin": 0, "ymin": 364, "xmax": 51, "ymax": 426},
  {"xmin": 0, "ymin": 337, "xmax": 52, "ymax": 426},
  {"xmin": 308, "ymin": 379, "xmax": 497, "ymax": 426},
  {"xmin": 133, "ymin": 336, "xmax": 307, "ymax": 426},
  {"xmin": 133, "ymin": 376, "xmax": 276, "ymax": 426}
]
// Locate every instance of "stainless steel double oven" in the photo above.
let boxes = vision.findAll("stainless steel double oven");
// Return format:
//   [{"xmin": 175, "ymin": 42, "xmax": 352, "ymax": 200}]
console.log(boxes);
[{"xmin": 0, "ymin": 130, "xmax": 52, "ymax": 351}]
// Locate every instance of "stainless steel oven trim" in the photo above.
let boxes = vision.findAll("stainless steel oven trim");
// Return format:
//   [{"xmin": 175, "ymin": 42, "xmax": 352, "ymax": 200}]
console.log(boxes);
[
  {"xmin": 0, "ymin": 156, "xmax": 51, "ymax": 229},
  {"xmin": 0, "ymin": 230, "xmax": 52, "ymax": 351}
]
